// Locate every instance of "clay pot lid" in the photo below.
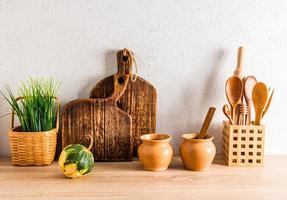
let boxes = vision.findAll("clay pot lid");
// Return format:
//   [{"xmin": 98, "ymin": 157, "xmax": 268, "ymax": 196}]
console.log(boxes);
[
  {"xmin": 182, "ymin": 133, "xmax": 214, "ymax": 142},
  {"xmin": 140, "ymin": 134, "xmax": 172, "ymax": 143}
]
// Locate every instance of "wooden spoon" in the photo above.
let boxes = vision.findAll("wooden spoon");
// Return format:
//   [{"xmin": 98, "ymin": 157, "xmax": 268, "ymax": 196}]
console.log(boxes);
[
  {"xmin": 252, "ymin": 82, "xmax": 268, "ymax": 125},
  {"xmin": 262, "ymin": 89, "xmax": 274, "ymax": 118},
  {"xmin": 222, "ymin": 104, "xmax": 234, "ymax": 125},
  {"xmin": 244, "ymin": 76, "xmax": 257, "ymax": 124},
  {"xmin": 225, "ymin": 76, "xmax": 243, "ymax": 123},
  {"xmin": 197, "ymin": 107, "xmax": 216, "ymax": 139}
]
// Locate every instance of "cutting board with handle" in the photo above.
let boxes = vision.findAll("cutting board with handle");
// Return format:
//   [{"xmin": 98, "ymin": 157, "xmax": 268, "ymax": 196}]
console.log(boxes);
[
  {"xmin": 62, "ymin": 74, "xmax": 133, "ymax": 161},
  {"xmin": 90, "ymin": 49, "xmax": 157, "ymax": 156}
]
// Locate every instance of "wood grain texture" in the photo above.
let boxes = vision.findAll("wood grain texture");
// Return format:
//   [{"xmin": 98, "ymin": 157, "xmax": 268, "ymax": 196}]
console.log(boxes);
[
  {"xmin": 0, "ymin": 156, "xmax": 287, "ymax": 200},
  {"xmin": 90, "ymin": 49, "xmax": 157, "ymax": 156},
  {"xmin": 197, "ymin": 107, "xmax": 216, "ymax": 139},
  {"xmin": 62, "ymin": 75, "xmax": 133, "ymax": 161}
]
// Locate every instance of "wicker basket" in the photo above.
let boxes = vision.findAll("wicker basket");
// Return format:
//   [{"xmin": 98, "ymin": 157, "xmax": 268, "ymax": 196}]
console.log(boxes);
[
  {"xmin": 222, "ymin": 121, "xmax": 265, "ymax": 167},
  {"xmin": 8, "ymin": 97, "xmax": 60, "ymax": 166}
]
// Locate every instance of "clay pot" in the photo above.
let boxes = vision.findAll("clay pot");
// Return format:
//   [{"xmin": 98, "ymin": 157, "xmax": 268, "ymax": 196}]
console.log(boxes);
[
  {"xmin": 138, "ymin": 134, "xmax": 173, "ymax": 171},
  {"xmin": 180, "ymin": 133, "xmax": 216, "ymax": 171}
]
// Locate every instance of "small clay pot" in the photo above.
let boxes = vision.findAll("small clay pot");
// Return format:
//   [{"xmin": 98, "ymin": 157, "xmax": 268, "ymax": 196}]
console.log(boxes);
[
  {"xmin": 138, "ymin": 134, "xmax": 173, "ymax": 171},
  {"xmin": 180, "ymin": 133, "xmax": 216, "ymax": 171}
]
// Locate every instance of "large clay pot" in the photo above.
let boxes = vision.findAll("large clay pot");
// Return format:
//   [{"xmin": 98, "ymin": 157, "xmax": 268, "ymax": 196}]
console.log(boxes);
[
  {"xmin": 138, "ymin": 134, "xmax": 173, "ymax": 171},
  {"xmin": 180, "ymin": 133, "xmax": 216, "ymax": 171}
]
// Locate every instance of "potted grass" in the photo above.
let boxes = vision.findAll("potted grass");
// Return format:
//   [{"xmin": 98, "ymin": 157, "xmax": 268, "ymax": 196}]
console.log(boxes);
[{"xmin": 1, "ymin": 78, "xmax": 60, "ymax": 166}]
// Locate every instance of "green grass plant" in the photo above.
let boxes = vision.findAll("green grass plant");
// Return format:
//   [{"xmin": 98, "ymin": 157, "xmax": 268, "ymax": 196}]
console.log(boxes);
[{"xmin": 1, "ymin": 78, "xmax": 60, "ymax": 132}]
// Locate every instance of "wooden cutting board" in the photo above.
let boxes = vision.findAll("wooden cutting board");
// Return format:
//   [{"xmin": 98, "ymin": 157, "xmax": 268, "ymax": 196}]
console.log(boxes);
[
  {"xmin": 90, "ymin": 49, "xmax": 157, "ymax": 156},
  {"xmin": 62, "ymin": 74, "xmax": 133, "ymax": 161}
]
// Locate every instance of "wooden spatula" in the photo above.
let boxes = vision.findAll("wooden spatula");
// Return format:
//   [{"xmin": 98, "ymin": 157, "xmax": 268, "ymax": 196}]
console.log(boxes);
[
  {"xmin": 225, "ymin": 76, "xmax": 243, "ymax": 123},
  {"xmin": 262, "ymin": 89, "xmax": 274, "ymax": 118},
  {"xmin": 252, "ymin": 82, "xmax": 268, "ymax": 125},
  {"xmin": 197, "ymin": 107, "xmax": 216, "ymax": 139},
  {"xmin": 244, "ymin": 76, "xmax": 257, "ymax": 124}
]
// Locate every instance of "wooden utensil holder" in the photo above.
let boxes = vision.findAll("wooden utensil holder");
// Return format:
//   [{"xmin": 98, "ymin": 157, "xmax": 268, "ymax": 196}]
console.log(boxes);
[{"xmin": 222, "ymin": 121, "xmax": 265, "ymax": 166}]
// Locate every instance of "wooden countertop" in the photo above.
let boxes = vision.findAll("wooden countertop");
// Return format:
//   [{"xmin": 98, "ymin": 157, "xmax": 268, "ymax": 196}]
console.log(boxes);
[{"xmin": 0, "ymin": 156, "xmax": 287, "ymax": 200}]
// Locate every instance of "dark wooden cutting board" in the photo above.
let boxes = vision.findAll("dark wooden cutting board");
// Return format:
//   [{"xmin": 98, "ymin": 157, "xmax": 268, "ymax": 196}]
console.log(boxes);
[
  {"xmin": 62, "ymin": 74, "xmax": 133, "ymax": 161},
  {"xmin": 90, "ymin": 49, "xmax": 157, "ymax": 156}
]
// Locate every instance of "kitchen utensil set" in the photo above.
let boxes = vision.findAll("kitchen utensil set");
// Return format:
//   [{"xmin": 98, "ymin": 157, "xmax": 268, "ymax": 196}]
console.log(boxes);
[
  {"xmin": 224, "ymin": 79, "xmax": 273, "ymax": 126},
  {"xmin": 223, "ymin": 47, "xmax": 274, "ymax": 126}
]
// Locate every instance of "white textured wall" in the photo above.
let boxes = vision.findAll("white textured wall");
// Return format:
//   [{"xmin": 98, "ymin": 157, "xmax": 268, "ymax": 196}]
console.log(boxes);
[{"xmin": 0, "ymin": 0, "xmax": 286, "ymax": 156}]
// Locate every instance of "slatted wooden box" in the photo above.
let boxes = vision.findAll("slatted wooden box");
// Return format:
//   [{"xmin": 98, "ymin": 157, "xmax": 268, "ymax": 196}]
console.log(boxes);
[{"xmin": 222, "ymin": 121, "xmax": 265, "ymax": 166}]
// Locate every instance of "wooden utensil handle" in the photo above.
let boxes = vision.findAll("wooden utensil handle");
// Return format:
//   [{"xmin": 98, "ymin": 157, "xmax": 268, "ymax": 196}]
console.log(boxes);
[
  {"xmin": 197, "ymin": 107, "xmax": 216, "ymax": 139},
  {"xmin": 262, "ymin": 89, "xmax": 274, "ymax": 118},
  {"xmin": 234, "ymin": 47, "xmax": 244, "ymax": 78},
  {"xmin": 222, "ymin": 105, "xmax": 234, "ymax": 125},
  {"xmin": 255, "ymin": 110, "xmax": 262, "ymax": 125},
  {"xmin": 223, "ymin": 112, "xmax": 234, "ymax": 125},
  {"xmin": 237, "ymin": 47, "xmax": 244, "ymax": 69},
  {"xmin": 117, "ymin": 49, "xmax": 133, "ymax": 75},
  {"xmin": 105, "ymin": 74, "xmax": 129, "ymax": 105},
  {"xmin": 247, "ymin": 100, "xmax": 252, "ymax": 125},
  {"xmin": 231, "ymin": 106, "xmax": 236, "ymax": 124}
]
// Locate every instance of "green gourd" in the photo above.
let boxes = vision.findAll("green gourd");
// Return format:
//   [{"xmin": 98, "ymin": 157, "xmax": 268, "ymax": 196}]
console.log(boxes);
[{"xmin": 59, "ymin": 135, "xmax": 94, "ymax": 178}]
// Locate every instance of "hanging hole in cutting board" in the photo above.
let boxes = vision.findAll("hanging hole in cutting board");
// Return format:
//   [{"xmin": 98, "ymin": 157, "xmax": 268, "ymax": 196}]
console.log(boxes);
[
  {"xmin": 118, "ymin": 77, "xmax": 125, "ymax": 84},
  {"xmin": 117, "ymin": 102, "xmax": 123, "ymax": 109},
  {"xmin": 123, "ymin": 55, "xmax": 128, "ymax": 62}
]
